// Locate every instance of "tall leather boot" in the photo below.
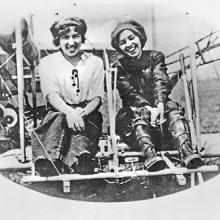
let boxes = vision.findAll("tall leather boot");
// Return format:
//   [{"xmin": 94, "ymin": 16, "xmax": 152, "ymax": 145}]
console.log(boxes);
[
  {"xmin": 135, "ymin": 124, "xmax": 166, "ymax": 171},
  {"xmin": 170, "ymin": 119, "xmax": 203, "ymax": 169}
]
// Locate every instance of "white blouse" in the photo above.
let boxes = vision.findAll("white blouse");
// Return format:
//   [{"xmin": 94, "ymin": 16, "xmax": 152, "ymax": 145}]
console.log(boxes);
[{"xmin": 39, "ymin": 51, "xmax": 104, "ymax": 105}]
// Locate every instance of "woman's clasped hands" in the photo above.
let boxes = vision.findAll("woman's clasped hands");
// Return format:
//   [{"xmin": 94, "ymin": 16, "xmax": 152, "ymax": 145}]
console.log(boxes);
[
  {"xmin": 145, "ymin": 102, "xmax": 166, "ymax": 127},
  {"xmin": 65, "ymin": 107, "xmax": 86, "ymax": 132}
]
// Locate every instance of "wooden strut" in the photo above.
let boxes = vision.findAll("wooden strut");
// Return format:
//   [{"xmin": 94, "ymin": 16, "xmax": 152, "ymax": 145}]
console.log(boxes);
[
  {"xmin": 166, "ymin": 42, "xmax": 220, "ymax": 67},
  {"xmin": 0, "ymin": 18, "xmax": 40, "ymax": 165},
  {"xmin": 0, "ymin": 163, "xmax": 32, "ymax": 172},
  {"xmin": 21, "ymin": 165, "xmax": 218, "ymax": 183},
  {"xmin": 179, "ymin": 53, "xmax": 197, "ymax": 148},
  {"xmin": 169, "ymin": 57, "xmax": 220, "ymax": 76},
  {"xmin": 166, "ymin": 30, "xmax": 218, "ymax": 59},
  {"xmin": 1, "ymin": 148, "xmax": 220, "ymax": 171},
  {"xmin": 103, "ymin": 49, "xmax": 119, "ymax": 171},
  {"xmin": 188, "ymin": 19, "xmax": 202, "ymax": 151},
  {"xmin": 161, "ymin": 155, "xmax": 186, "ymax": 186},
  {"xmin": 30, "ymin": 62, "xmax": 37, "ymax": 127},
  {"xmin": 15, "ymin": 19, "xmax": 25, "ymax": 163},
  {"xmin": 195, "ymin": 42, "xmax": 206, "ymax": 64}
]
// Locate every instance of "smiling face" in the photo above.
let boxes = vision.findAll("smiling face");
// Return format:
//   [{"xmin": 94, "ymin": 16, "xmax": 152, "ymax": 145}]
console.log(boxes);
[
  {"xmin": 59, "ymin": 27, "xmax": 82, "ymax": 58},
  {"xmin": 118, "ymin": 29, "xmax": 142, "ymax": 58}
]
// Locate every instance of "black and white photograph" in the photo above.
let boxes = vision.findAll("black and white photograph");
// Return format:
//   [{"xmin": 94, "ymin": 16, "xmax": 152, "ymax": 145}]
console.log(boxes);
[{"xmin": 0, "ymin": 0, "xmax": 220, "ymax": 219}]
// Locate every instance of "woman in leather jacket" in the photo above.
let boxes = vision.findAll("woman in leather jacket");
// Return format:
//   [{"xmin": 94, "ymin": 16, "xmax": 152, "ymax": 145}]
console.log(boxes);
[{"xmin": 111, "ymin": 20, "xmax": 203, "ymax": 171}]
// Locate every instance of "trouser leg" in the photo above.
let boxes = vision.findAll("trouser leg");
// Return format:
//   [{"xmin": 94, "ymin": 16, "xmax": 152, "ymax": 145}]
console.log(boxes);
[
  {"xmin": 61, "ymin": 131, "xmax": 92, "ymax": 167},
  {"xmin": 116, "ymin": 106, "xmax": 166, "ymax": 171},
  {"xmin": 32, "ymin": 111, "xmax": 71, "ymax": 176},
  {"xmin": 61, "ymin": 110, "xmax": 102, "ymax": 174},
  {"xmin": 33, "ymin": 110, "xmax": 102, "ymax": 175},
  {"xmin": 132, "ymin": 108, "xmax": 166, "ymax": 171},
  {"xmin": 133, "ymin": 124, "xmax": 165, "ymax": 171},
  {"xmin": 167, "ymin": 109, "xmax": 203, "ymax": 169},
  {"xmin": 135, "ymin": 124, "xmax": 155, "ymax": 157},
  {"xmin": 32, "ymin": 111, "xmax": 67, "ymax": 163}
]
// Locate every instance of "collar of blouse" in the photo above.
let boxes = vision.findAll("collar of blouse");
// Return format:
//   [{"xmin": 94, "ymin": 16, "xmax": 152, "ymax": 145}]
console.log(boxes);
[{"xmin": 61, "ymin": 51, "xmax": 92, "ymax": 67}]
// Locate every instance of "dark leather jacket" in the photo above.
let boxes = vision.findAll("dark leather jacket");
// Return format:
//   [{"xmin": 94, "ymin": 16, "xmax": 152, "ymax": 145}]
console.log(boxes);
[{"xmin": 113, "ymin": 50, "xmax": 172, "ymax": 108}]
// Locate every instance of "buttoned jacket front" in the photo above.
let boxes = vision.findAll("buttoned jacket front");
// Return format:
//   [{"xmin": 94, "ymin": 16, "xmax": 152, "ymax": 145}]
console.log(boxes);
[{"xmin": 113, "ymin": 50, "xmax": 172, "ymax": 109}]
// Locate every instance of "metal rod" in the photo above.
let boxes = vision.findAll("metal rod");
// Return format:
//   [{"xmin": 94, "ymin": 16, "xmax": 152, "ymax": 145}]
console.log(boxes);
[
  {"xmin": 22, "ymin": 165, "xmax": 218, "ymax": 183},
  {"xmin": 0, "ymin": 53, "xmax": 15, "ymax": 69},
  {"xmin": 167, "ymin": 54, "xmax": 189, "ymax": 66},
  {"xmin": 15, "ymin": 18, "xmax": 25, "ymax": 162},
  {"xmin": 166, "ymin": 46, "xmax": 189, "ymax": 59}
]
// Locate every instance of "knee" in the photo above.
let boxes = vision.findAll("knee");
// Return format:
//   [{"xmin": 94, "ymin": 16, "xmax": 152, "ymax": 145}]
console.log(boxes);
[
  {"xmin": 168, "ymin": 116, "xmax": 190, "ymax": 138},
  {"xmin": 166, "ymin": 100, "xmax": 182, "ymax": 111}
]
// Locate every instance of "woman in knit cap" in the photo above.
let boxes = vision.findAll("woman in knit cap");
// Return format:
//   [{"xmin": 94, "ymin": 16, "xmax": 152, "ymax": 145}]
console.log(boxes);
[
  {"xmin": 32, "ymin": 17, "xmax": 104, "ymax": 176},
  {"xmin": 111, "ymin": 20, "xmax": 203, "ymax": 171}
]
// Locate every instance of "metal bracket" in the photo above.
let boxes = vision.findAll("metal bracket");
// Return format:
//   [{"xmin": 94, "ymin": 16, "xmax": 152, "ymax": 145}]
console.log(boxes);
[{"xmin": 63, "ymin": 180, "xmax": 70, "ymax": 193}]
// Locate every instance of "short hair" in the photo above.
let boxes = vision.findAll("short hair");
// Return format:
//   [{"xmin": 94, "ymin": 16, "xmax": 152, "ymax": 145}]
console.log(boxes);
[
  {"xmin": 50, "ymin": 17, "xmax": 87, "ymax": 46},
  {"xmin": 111, "ymin": 20, "xmax": 147, "ymax": 51}
]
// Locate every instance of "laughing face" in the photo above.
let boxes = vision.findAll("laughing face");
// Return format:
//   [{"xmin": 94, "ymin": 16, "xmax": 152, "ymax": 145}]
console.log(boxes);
[
  {"xmin": 118, "ymin": 29, "xmax": 142, "ymax": 58},
  {"xmin": 59, "ymin": 27, "xmax": 82, "ymax": 58}
]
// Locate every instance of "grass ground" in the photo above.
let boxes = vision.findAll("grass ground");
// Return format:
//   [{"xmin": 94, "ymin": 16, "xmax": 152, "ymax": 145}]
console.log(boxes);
[{"xmin": 198, "ymin": 78, "xmax": 220, "ymax": 133}]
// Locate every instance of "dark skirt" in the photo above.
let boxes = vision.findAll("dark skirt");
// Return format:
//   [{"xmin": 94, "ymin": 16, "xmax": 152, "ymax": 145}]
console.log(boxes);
[{"xmin": 32, "ymin": 109, "xmax": 102, "ymax": 167}]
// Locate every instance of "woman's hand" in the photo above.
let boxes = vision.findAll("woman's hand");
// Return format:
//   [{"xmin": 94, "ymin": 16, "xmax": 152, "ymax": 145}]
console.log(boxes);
[
  {"xmin": 145, "ymin": 106, "xmax": 160, "ymax": 127},
  {"xmin": 47, "ymin": 92, "xmax": 86, "ymax": 132},
  {"xmin": 65, "ymin": 108, "xmax": 85, "ymax": 132},
  {"xmin": 145, "ymin": 102, "xmax": 166, "ymax": 127},
  {"xmin": 157, "ymin": 102, "xmax": 165, "ymax": 125}
]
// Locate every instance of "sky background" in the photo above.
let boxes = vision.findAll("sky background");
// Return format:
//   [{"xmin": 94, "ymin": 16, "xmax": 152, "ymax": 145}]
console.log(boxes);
[{"xmin": 0, "ymin": 0, "xmax": 220, "ymax": 79}]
